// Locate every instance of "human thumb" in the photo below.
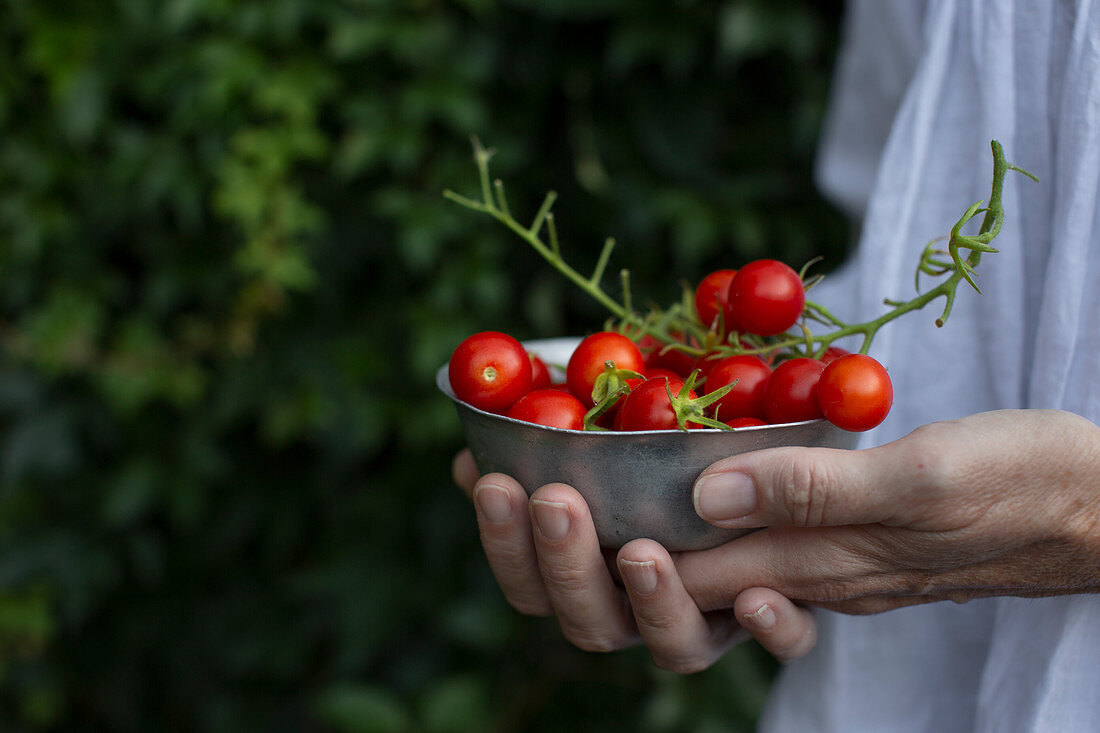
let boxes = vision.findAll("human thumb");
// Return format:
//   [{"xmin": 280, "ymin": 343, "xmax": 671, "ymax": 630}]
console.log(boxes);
[{"xmin": 692, "ymin": 444, "xmax": 904, "ymax": 529}]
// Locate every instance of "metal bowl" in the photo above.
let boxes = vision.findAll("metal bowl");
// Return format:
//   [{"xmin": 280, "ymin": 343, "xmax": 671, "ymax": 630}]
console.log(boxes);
[{"xmin": 439, "ymin": 337, "xmax": 858, "ymax": 551}]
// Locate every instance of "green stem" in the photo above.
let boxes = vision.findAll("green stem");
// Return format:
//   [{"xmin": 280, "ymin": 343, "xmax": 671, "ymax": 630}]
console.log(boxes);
[
  {"xmin": 443, "ymin": 145, "xmax": 651, "ymax": 330},
  {"xmin": 445, "ymin": 138, "xmax": 1035, "ymax": 359}
]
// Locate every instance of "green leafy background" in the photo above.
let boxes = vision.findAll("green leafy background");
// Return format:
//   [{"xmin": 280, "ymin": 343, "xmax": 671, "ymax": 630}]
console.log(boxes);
[{"xmin": 0, "ymin": 0, "xmax": 849, "ymax": 729}]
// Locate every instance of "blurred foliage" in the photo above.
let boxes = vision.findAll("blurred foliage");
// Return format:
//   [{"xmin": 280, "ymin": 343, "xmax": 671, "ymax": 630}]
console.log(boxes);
[{"xmin": 0, "ymin": 0, "xmax": 847, "ymax": 729}]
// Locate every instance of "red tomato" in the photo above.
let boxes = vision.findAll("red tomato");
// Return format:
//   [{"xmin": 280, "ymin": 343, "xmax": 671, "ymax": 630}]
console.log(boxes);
[
  {"xmin": 725, "ymin": 259, "xmax": 805, "ymax": 336},
  {"xmin": 635, "ymin": 333, "xmax": 662, "ymax": 359},
  {"xmin": 566, "ymin": 331, "xmax": 645, "ymax": 406},
  {"xmin": 817, "ymin": 353, "xmax": 893, "ymax": 432},
  {"xmin": 449, "ymin": 331, "xmax": 533, "ymax": 413},
  {"xmin": 529, "ymin": 354, "xmax": 552, "ymax": 390},
  {"xmin": 820, "ymin": 346, "xmax": 851, "ymax": 365},
  {"xmin": 654, "ymin": 349, "xmax": 697, "ymax": 377},
  {"xmin": 694, "ymin": 269, "xmax": 737, "ymax": 331},
  {"xmin": 724, "ymin": 416, "xmax": 767, "ymax": 429},
  {"xmin": 594, "ymin": 375, "xmax": 646, "ymax": 429},
  {"xmin": 763, "ymin": 357, "xmax": 825, "ymax": 424},
  {"xmin": 691, "ymin": 351, "xmax": 725, "ymax": 379},
  {"xmin": 704, "ymin": 355, "xmax": 771, "ymax": 421},
  {"xmin": 639, "ymin": 333, "xmax": 697, "ymax": 376},
  {"xmin": 507, "ymin": 389, "xmax": 587, "ymax": 430},
  {"xmin": 644, "ymin": 367, "xmax": 682, "ymax": 382},
  {"xmin": 614, "ymin": 377, "xmax": 702, "ymax": 431}
]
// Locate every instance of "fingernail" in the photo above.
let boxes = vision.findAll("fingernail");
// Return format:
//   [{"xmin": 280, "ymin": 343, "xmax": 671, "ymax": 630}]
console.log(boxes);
[
  {"xmin": 531, "ymin": 499, "xmax": 570, "ymax": 541},
  {"xmin": 694, "ymin": 471, "xmax": 756, "ymax": 522},
  {"xmin": 743, "ymin": 603, "xmax": 776, "ymax": 631},
  {"xmin": 475, "ymin": 483, "xmax": 512, "ymax": 525},
  {"xmin": 620, "ymin": 559, "xmax": 658, "ymax": 595}
]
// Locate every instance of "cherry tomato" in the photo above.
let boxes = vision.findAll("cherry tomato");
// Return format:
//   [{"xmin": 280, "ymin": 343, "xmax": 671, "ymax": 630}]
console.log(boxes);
[
  {"xmin": 725, "ymin": 259, "xmax": 805, "ymax": 336},
  {"xmin": 644, "ymin": 367, "xmax": 682, "ymax": 382},
  {"xmin": 614, "ymin": 376, "xmax": 702, "ymax": 431},
  {"xmin": 529, "ymin": 354, "xmax": 552, "ymax": 390},
  {"xmin": 639, "ymin": 332, "xmax": 697, "ymax": 377},
  {"xmin": 763, "ymin": 357, "xmax": 825, "ymax": 424},
  {"xmin": 703, "ymin": 355, "xmax": 771, "ymax": 421},
  {"xmin": 566, "ymin": 331, "xmax": 645, "ymax": 406},
  {"xmin": 591, "ymin": 374, "xmax": 647, "ymax": 429},
  {"xmin": 507, "ymin": 389, "xmax": 587, "ymax": 430},
  {"xmin": 820, "ymin": 346, "xmax": 851, "ymax": 365},
  {"xmin": 817, "ymin": 353, "xmax": 893, "ymax": 432},
  {"xmin": 635, "ymin": 333, "xmax": 662, "ymax": 359},
  {"xmin": 724, "ymin": 416, "xmax": 767, "ymax": 429},
  {"xmin": 449, "ymin": 331, "xmax": 533, "ymax": 413},
  {"xmin": 691, "ymin": 351, "xmax": 726, "ymax": 379},
  {"xmin": 694, "ymin": 269, "xmax": 737, "ymax": 331}
]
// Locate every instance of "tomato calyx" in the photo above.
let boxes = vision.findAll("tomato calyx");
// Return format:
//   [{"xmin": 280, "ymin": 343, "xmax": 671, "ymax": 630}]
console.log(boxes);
[
  {"xmin": 583, "ymin": 369, "xmax": 738, "ymax": 431},
  {"xmin": 581, "ymin": 361, "xmax": 645, "ymax": 430},
  {"xmin": 589, "ymin": 360, "xmax": 645, "ymax": 405},
  {"xmin": 567, "ymin": 331, "xmax": 646, "ymax": 407},
  {"xmin": 582, "ymin": 385, "xmax": 628, "ymax": 431},
  {"xmin": 662, "ymin": 372, "xmax": 734, "ymax": 431}
]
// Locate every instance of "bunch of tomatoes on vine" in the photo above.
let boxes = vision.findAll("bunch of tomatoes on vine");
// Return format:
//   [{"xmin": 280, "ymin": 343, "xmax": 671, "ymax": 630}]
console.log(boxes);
[
  {"xmin": 444, "ymin": 138, "xmax": 1034, "ymax": 435},
  {"xmin": 450, "ymin": 260, "xmax": 889, "ymax": 433}
]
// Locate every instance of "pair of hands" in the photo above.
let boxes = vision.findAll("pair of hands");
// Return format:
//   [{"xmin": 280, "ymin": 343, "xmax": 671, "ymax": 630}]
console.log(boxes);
[{"xmin": 453, "ymin": 409, "xmax": 1100, "ymax": 672}]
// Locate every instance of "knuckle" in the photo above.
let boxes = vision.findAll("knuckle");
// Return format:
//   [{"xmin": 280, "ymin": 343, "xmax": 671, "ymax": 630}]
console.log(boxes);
[
  {"xmin": 893, "ymin": 422, "xmax": 978, "ymax": 524},
  {"xmin": 541, "ymin": 563, "xmax": 591, "ymax": 594},
  {"xmin": 481, "ymin": 537, "xmax": 531, "ymax": 568},
  {"xmin": 780, "ymin": 456, "xmax": 833, "ymax": 526},
  {"xmin": 944, "ymin": 589, "xmax": 977, "ymax": 605},
  {"xmin": 899, "ymin": 570, "xmax": 939, "ymax": 598},
  {"xmin": 903, "ymin": 423, "xmax": 959, "ymax": 492},
  {"xmin": 483, "ymin": 543, "xmax": 547, "ymax": 586},
  {"xmin": 635, "ymin": 610, "xmax": 680, "ymax": 636},
  {"xmin": 629, "ymin": 598, "xmax": 679, "ymax": 632}
]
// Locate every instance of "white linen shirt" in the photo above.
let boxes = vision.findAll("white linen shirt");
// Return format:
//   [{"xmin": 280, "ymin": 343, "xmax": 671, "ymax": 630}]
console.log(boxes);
[{"xmin": 759, "ymin": 1, "xmax": 1100, "ymax": 731}]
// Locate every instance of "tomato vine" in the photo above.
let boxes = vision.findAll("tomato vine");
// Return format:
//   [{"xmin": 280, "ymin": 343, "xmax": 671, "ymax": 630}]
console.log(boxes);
[{"xmin": 443, "ymin": 138, "xmax": 1036, "ymax": 360}]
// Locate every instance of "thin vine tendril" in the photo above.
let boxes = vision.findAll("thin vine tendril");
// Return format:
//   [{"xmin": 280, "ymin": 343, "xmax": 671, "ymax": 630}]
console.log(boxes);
[{"xmin": 443, "ymin": 138, "xmax": 1036, "ymax": 360}]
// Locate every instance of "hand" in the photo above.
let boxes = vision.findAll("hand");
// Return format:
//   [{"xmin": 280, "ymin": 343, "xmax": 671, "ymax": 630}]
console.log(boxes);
[
  {"xmin": 452, "ymin": 451, "xmax": 818, "ymax": 671},
  {"xmin": 679, "ymin": 409, "xmax": 1100, "ymax": 616},
  {"xmin": 455, "ymin": 409, "xmax": 1100, "ymax": 670}
]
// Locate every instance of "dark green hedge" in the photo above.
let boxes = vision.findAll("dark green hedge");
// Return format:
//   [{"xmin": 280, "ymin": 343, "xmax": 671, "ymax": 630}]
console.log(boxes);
[{"xmin": 0, "ymin": 0, "xmax": 847, "ymax": 729}]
